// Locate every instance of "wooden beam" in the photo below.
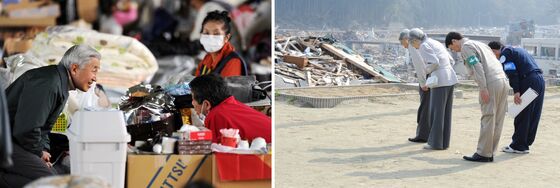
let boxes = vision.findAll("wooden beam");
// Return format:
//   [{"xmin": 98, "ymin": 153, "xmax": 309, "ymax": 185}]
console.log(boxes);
[
  {"xmin": 283, "ymin": 55, "xmax": 308, "ymax": 69},
  {"xmin": 320, "ymin": 43, "xmax": 395, "ymax": 83}
]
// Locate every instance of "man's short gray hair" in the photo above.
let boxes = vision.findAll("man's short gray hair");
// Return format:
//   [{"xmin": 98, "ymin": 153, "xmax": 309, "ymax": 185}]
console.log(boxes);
[
  {"xmin": 60, "ymin": 45, "xmax": 101, "ymax": 69},
  {"xmin": 409, "ymin": 28, "xmax": 427, "ymax": 42},
  {"xmin": 398, "ymin": 29, "xmax": 410, "ymax": 41}
]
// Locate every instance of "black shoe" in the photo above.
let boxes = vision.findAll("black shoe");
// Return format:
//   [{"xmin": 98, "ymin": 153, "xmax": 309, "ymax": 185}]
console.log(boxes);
[
  {"xmin": 408, "ymin": 137, "xmax": 427, "ymax": 143},
  {"xmin": 463, "ymin": 153, "xmax": 493, "ymax": 162}
]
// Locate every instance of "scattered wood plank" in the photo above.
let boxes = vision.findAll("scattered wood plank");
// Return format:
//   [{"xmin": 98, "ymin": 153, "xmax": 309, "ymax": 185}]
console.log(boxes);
[
  {"xmin": 321, "ymin": 43, "xmax": 395, "ymax": 83},
  {"xmin": 307, "ymin": 60, "xmax": 325, "ymax": 70},
  {"xmin": 282, "ymin": 37, "xmax": 292, "ymax": 51},
  {"xmin": 283, "ymin": 55, "xmax": 308, "ymax": 69},
  {"xmin": 276, "ymin": 36, "xmax": 396, "ymax": 87},
  {"xmin": 305, "ymin": 70, "xmax": 313, "ymax": 86}
]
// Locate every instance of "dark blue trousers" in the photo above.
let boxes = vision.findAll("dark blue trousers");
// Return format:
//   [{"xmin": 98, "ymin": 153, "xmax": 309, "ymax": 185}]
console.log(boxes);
[{"xmin": 510, "ymin": 72, "xmax": 545, "ymax": 151}]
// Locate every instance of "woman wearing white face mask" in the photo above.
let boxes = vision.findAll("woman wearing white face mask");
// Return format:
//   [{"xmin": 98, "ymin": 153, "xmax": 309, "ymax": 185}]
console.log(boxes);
[{"xmin": 195, "ymin": 10, "xmax": 247, "ymax": 77}]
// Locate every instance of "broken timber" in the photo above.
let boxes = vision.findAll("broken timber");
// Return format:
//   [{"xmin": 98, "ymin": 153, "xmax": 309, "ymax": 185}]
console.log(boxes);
[{"xmin": 320, "ymin": 43, "xmax": 401, "ymax": 83}]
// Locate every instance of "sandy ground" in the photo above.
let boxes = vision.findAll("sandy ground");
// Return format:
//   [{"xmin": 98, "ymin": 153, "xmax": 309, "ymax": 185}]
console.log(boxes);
[
  {"xmin": 274, "ymin": 87, "xmax": 560, "ymax": 187},
  {"xmin": 279, "ymin": 86, "xmax": 412, "ymax": 97}
]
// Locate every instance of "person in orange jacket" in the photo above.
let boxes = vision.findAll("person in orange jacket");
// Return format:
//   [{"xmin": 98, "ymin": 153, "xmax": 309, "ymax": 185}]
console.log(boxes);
[{"xmin": 195, "ymin": 10, "xmax": 247, "ymax": 77}]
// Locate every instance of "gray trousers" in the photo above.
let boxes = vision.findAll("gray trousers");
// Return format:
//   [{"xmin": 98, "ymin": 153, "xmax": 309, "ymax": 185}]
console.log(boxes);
[
  {"xmin": 427, "ymin": 85, "xmax": 454, "ymax": 149},
  {"xmin": 0, "ymin": 144, "xmax": 55, "ymax": 188},
  {"xmin": 476, "ymin": 79, "xmax": 508, "ymax": 157},
  {"xmin": 416, "ymin": 87, "xmax": 431, "ymax": 140}
]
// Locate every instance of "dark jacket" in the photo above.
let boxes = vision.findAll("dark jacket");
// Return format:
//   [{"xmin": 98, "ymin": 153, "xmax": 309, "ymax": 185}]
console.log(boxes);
[
  {"xmin": 5, "ymin": 64, "xmax": 70, "ymax": 157},
  {"xmin": 1, "ymin": 86, "xmax": 12, "ymax": 167},
  {"xmin": 500, "ymin": 46, "xmax": 543, "ymax": 93}
]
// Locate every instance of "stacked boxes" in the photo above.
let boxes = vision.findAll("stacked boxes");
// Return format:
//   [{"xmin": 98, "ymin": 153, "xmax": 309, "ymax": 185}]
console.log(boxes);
[
  {"xmin": 176, "ymin": 127, "xmax": 213, "ymax": 155},
  {"xmin": 178, "ymin": 140, "xmax": 212, "ymax": 155}
]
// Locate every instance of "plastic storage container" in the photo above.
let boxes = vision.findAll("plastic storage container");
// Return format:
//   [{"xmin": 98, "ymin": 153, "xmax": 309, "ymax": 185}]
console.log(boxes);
[{"xmin": 67, "ymin": 110, "xmax": 130, "ymax": 188}]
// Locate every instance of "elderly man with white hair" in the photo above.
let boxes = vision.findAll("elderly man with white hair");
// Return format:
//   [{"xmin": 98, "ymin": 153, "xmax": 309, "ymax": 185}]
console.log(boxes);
[
  {"xmin": 409, "ymin": 28, "xmax": 458, "ymax": 150},
  {"xmin": 0, "ymin": 45, "xmax": 101, "ymax": 187},
  {"xmin": 399, "ymin": 29, "xmax": 430, "ymax": 143}
]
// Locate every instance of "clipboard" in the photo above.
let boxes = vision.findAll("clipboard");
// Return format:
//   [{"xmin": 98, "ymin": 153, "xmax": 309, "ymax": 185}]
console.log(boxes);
[{"xmin": 507, "ymin": 87, "xmax": 538, "ymax": 118}]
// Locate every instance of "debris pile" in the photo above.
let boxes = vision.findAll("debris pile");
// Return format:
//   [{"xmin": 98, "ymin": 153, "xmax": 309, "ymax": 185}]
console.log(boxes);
[{"xmin": 275, "ymin": 36, "xmax": 402, "ymax": 87}]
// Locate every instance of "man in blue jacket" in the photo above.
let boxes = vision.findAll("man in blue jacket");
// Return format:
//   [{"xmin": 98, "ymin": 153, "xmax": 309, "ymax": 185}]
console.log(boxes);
[{"xmin": 488, "ymin": 41, "xmax": 545, "ymax": 154}]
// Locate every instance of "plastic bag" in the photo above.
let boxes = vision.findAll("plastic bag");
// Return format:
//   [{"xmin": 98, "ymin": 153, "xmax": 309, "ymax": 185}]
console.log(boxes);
[
  {"xmin": 77, "ymin": 82, "xmax": 100, "ymax": 111},
  {"xmin": 164, "ymin": 82, "xmax": 191, "ymax": 96},
  {"xmin": 0, "ymin": 68, "xmax": 11, "ymax": 90},
  {"xmin": 4, "ymin": 53, "xmax": 43, "ymax": 84},
  {"xmin": 426, "ymin": 75, "xmax": 438, "ymax": 88}
]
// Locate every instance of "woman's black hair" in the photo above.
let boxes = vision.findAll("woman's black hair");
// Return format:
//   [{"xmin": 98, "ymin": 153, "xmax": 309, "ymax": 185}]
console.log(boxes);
[{"xmin": 201, "ymin": 10, "xmax": 232, "ymax": 34}]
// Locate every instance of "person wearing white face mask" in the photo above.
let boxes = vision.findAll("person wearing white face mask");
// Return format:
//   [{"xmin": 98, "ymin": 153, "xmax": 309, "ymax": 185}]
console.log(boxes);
[
  {"xmin": 195, "ymin": 10, "xmax": 247, "ymax": 77},
  {"xmin": 189, "ymin": 74, "xmax": 271, "ymax": 144}
]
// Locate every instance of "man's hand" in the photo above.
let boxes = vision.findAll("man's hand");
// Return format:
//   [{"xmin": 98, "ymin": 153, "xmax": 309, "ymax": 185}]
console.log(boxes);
[
  {"xmin": 480, "ymin": 89, "xmax": 490, "ymax": 104},
  {"xmin": 421, "ymin": 86, "xmax": 429, "ymax": 91},
  {"xmin": 514, "ymin": 92, "xmax": 522, "ymax": 105},
  {"xmin": 41, "ymin": 151, "xmax": 51, "ymax": 163}
]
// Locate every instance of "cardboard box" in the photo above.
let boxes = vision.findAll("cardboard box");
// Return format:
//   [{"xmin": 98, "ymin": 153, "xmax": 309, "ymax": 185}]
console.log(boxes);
[
  {"xmin": 177, "ymin": 140, "xmax": 212, "ymax": 155},
  {"xmin": 3, "ymin": 37, "xmax": 33, "ymax": 55},
  {"xmin": 77, "ymin": 0, "xmax": 98, "ymax": 23},
  {"xmin": 175, "ymin": 127, "xmax": 212, "ymax": 141},
  {"xmin": 283, "ymin": 55, "xmax": 308, "ymax": 69},
  {"xmin": 189, "ymin": 129, "xmax": 212, "ymax": 141},
  {"xmin": 8, "ymin": 4, "xmax": 60, "ymax": 19},
  {"xmin": 4, "ymin": 0, "xmax": 45, "ymax": 12},
  {"xmin": 127, "ymin": 154, "xmax": 212, "ymax": 188},
  {"xmin": 211, "ymin": 154, "xmax": 271, "ymax": 188}
]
